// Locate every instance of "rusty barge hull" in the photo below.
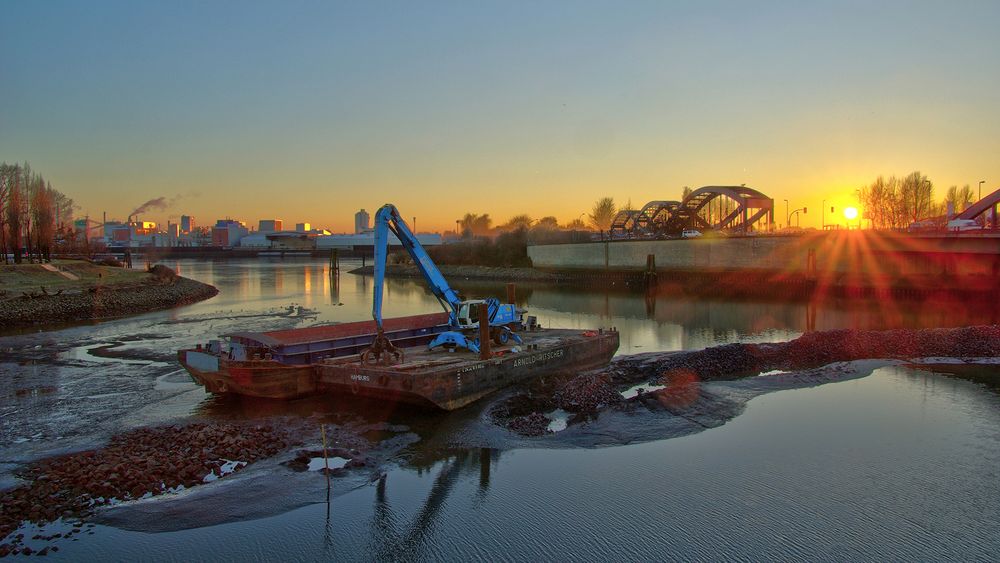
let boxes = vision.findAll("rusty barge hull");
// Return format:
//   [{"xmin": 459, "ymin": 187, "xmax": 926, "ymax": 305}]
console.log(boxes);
[
  {"xmin": 316, "ymin": 329, "xmax": 619, "ymax": 410},
  {"xmin": 179, "ymin": 318, "xmax": 619, "ymax": 408}
]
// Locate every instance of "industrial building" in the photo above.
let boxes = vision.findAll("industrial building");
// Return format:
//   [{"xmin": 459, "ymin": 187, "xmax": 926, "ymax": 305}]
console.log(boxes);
[
  {"xmin": 258, "ymin": 219, "xmax": 283, "ymax": 233},
  {"xmin": 355, "ymin": 209, "xmax": 371, "ymax": 234}
]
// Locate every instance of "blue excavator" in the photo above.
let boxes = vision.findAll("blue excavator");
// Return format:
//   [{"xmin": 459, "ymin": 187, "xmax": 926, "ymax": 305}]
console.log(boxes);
[{"xmin": 361, "ymin": 204, "xmax": 524, "ymax": 364}]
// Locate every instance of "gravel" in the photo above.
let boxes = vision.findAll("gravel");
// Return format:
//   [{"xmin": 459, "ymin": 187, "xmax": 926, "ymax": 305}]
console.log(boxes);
[{"xmin": 0, "ymin": 422, "xmax": 302, "ymax": 556}]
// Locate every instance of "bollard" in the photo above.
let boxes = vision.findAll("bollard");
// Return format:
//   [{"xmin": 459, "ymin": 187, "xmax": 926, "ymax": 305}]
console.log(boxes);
[
  {"xmin": 478, "ymin": 302, "xmax": 491, "ymax": 361},
  {"xmin": 506, "ymin": 283, "xmax": 516, "ymax": 304}
]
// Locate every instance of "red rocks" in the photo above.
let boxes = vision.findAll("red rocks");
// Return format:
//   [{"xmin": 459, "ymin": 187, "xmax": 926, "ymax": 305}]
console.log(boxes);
[
  {"xmin": 493, "ymin": 324, "xmax": 1000, "ymax": 436},
  {"xmin": 0, "ymin": 421, "xmax": 301, "ymax": 551}
]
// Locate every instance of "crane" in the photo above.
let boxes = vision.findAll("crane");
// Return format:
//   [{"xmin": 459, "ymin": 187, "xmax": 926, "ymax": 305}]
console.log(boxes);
[{"xmin": 363, "ymin": 204, "xmax": 523, "ymax": 364}]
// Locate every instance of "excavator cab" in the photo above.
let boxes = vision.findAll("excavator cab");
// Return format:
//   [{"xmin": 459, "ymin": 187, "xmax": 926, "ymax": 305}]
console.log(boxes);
[{"xmin": 454, "ymin": 299, "xmax": 523, "ymax": 331}]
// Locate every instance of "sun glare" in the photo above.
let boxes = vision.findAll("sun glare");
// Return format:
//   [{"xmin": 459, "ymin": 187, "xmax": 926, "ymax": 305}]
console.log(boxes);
[{"xmin": 844, "ymin": 207, "xmax": 859, "ymax": 220}]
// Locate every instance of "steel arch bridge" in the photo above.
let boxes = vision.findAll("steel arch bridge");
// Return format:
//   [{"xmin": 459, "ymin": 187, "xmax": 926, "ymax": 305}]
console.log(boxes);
[
  {"xmin": 667, "ymin": 186, "xmax": 774, "ymax": 233},
  {"xmin": 609, "ymin": 187, "xmax": 774, "ymax": 238},
  {"xmin": 609, "ymin": 200, "xmax": 682, "ymax": 238}
]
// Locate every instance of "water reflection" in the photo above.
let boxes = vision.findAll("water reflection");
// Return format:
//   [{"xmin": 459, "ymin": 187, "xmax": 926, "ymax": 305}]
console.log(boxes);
[{"xmin": 368, "ymin": 448, "xmax": 499, "ymax": 560}]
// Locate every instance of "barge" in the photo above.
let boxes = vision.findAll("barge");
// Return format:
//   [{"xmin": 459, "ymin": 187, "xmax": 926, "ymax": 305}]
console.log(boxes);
[{"xmin": 179, "ymin": 312, "xmax": 619, "ymax": 410}]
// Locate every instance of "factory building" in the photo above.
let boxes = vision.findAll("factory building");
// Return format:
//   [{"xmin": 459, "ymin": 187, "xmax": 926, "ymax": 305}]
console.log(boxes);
[{"xmin": 259, "ymin": 219, "xmax": 283, "ymax": 233}]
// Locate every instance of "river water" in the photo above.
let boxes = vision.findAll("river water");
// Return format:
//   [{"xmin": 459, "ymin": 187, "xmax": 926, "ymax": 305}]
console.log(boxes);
[{"xmin": 2, "ymin": 258, "xmax": 999, "ymax": 560}]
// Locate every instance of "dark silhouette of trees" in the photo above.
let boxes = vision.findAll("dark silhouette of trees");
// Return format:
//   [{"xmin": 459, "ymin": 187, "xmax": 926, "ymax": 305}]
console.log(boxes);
[
  {"xmin": 458, "ymin": 213, "xmax": 493, "ymax": 237},
  {"xmin": 0, "ymin": 162, "xmax": 74, "ymax": 263},
  {"xmin": 944, "ymin": 185, "xmax": 975, "ymax": 214},
  {"xmin": 856, "ymin": 171, "xmax": 935, "ymax": 230}
]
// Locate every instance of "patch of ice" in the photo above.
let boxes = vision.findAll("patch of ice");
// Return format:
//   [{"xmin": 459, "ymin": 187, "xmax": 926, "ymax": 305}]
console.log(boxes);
[
  {"xmin": 620, "ymin": 383, "xmax": 667, "ymax": 399},
  {"xmin": 203, "ymin": 459, "xmax": 248, "ymax": 482},
  {"xmin": 757, "ymin": 369, "xmax": 789, "ymax": 377},
  {"xmin": 545, "ymin": 409, "xmax": 570, "ymax": 432},
  {"xmin": 307, "ymin": 456, "xmax": 350, "ymax": 472}
]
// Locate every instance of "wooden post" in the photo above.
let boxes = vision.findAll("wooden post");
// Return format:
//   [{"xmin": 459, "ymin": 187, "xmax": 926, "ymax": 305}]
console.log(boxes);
[
  {"xmin": 321, "ymin": 424, "xmax": 330, "ymax": 498},
  {"xmin": 506, "ymin": 283, "xmax": 516, "ymax": 304},
  {"xmin": 478, "ymin": 302, "xmax": 491, "ymax": 360}
]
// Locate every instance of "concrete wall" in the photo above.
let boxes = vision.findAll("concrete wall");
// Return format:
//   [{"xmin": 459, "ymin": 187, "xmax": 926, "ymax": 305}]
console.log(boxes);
[{"xmin": 529, "ymin": 232, "xmax": 1000, "ymax": 277}]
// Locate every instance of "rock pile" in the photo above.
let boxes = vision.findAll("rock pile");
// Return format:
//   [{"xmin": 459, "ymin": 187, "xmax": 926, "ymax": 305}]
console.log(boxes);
[
  {"xmin": 1, "ymin": 275, "xmax": 218, "ymax": 329},
  {"xmin": 0, "ymin": 422, "xmax": 297, "ymax": 556},
  {"xmin": 494, "ymin": 324, "xmax": 1000, "ymax": 436},
  {"xmin": 506, "ymin": 413, "xmax": 552, "ymax": 436},
  {"xmin": 553, "ymin": 372, "xmax": 623, "ymax": 414}
]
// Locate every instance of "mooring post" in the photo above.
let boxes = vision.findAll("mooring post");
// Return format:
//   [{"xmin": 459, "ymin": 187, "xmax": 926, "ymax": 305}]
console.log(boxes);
[
  {"xmin": 506, "ymin": 282, "xmax": 516, "ymax": 304},
  {"xmin": 478, "ymin": 302, "xmax": 491, "ymax": 360}
]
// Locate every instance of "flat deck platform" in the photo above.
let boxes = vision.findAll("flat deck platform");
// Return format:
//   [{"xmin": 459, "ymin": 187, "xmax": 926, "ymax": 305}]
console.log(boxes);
[{"xmin": 316, "ymin": 328, "xmax": 619, "ymax": 410}]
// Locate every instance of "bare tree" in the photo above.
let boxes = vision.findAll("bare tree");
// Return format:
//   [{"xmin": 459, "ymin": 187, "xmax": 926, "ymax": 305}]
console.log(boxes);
[
  {"xmin": 944, "ymin": 185, "xmax": 975, "ymax": 215},
  {"xmin": 588, "ymin": 197, "xmax": 616, "ymax": 231}
]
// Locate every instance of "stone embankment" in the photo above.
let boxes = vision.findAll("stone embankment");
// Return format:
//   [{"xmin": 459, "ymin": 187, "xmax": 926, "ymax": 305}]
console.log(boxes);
[
  {"xmin": 0, "ymin": 422, "xmax": 302, "ymax": 556},
  {"xmin": 0, "ymin": 265, "xmax": 218, "ymax": 331},
  {"xmin": 492, "ymin": 325, "xmax": 1000, "ymax": 435}
]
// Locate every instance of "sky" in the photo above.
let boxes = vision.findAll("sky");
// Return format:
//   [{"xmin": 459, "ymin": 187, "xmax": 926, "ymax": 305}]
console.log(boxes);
[{"xmin": 2, "ymin": 0, "xmax": 999, "ymax": 232}]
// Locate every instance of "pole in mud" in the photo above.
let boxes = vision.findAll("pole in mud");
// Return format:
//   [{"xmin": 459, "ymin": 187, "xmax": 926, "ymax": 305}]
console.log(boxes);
[{"xmin": 321, "ymin": 424, "xmax": 331, "ymax": 503}]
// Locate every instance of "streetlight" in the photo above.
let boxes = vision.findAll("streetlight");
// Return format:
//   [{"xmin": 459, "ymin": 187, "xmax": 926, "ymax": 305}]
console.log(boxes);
[
  {"xmin": 783, "ymin": 199, "xmax": 789, "ymax": 229},
  {"xmin": 980, "ymin": 180, "xmax": 986, "ymax": 201},
  {"xmin": 822, "ymin": 199, "xmax": 826, "ymax": 229}
]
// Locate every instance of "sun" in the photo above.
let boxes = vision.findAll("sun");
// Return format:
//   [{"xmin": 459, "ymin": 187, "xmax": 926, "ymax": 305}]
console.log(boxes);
[{"xmin": 844, "ymin": 207, "xmax": 859, "ymax": 220}]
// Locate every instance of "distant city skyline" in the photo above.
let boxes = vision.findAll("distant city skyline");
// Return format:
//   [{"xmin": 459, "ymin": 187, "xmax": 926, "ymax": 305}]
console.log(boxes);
[{"xmin": 2, "ymin": 0, "xmax": 998, "ymax": 231}]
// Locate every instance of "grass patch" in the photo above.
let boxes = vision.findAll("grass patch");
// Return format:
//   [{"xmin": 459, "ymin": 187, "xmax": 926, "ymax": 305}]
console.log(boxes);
[{"xmin": 0, "ymin": 260, "xmax": 150, "ymax": 298}]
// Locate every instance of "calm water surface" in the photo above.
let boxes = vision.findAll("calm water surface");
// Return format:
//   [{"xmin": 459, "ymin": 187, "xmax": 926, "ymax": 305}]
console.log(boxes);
[{"xmin": 2, "ymin": 258, "xmax": 998, "ymax": 560}]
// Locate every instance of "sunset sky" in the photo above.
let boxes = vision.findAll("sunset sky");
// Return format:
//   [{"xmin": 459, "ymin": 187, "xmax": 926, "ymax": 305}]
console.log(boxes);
[{"xmin": 2, "ymin": 0, "xmax": 999, "ymax": 232}]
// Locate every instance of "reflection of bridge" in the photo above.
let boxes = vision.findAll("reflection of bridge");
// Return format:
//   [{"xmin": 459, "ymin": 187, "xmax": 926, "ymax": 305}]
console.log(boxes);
[
  {"xmin": 609, "ymin": 186, "xmax": 774, "ymax": 238},
  {"xmin": 956, "ymin": 187, "xmax": 1000, "ymax": 228}
]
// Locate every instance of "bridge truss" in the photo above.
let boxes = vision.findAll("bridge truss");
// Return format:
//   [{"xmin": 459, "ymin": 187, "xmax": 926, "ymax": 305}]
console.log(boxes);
[{"xmin": 609, "ymin": 186, "xmax": 774, "ymax": 238}]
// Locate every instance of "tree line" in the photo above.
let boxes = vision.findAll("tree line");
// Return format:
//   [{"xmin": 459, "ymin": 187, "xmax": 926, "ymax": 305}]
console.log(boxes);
[
  {"xmin": 0, "ymin": 162, "xmax": 75, "ymax": 263},
  {"xmin": 856, "ymin": 171, "xmax": 978, "ymax": 230}
]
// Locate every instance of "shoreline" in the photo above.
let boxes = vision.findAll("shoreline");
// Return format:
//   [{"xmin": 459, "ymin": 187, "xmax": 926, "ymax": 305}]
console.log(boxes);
[
  {"xmin": 0, "ymin": 265, "xmax": 218, "ymax": 332},
  {"xmin": 349, "ymin": 264, "xmax": 1000, "ymax": 298}
]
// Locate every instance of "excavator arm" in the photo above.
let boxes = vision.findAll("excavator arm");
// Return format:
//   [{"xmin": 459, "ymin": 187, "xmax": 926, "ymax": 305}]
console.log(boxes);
[{"xmin": 372, "ymin": 204, "xmax": 462, "ymax": 331}]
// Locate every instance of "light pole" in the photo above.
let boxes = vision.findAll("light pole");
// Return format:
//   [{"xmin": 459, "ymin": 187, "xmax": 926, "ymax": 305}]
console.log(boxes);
[
  {"xmin": 822, "ymin": 199, "xmax": 826, "ymax": 230},
  {"xmin": 783, "ymin": 199, "xmax": 789, "ymax": 229},
  {"xmin": 980, "ymin": 180, "xmax": 986, "ymax": 201}
]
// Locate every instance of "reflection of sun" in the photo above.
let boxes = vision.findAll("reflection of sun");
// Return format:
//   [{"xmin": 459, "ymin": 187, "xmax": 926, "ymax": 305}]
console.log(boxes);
[{"xmin": 844, "ymin": 207, "xmax": 859, "ymax": 220}]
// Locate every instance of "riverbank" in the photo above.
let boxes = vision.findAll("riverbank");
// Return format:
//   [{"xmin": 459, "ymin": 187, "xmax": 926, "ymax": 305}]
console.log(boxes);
[
  {"xmin": 0, "ymin": 261, "xmax": 218, "ymax": 331},
  {"xmin": 491, "ymin": 325, "xmax": 1000, "ymax": 435},
  {"xmin": 349, "ymin": 264, "xmax": 614, "ymax": 283}
]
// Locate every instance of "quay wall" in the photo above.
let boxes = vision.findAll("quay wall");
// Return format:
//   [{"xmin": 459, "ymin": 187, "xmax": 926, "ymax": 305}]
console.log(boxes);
[{"xmin": 528, "ymin": 232, "xmax": 1000, "ymax": 278}]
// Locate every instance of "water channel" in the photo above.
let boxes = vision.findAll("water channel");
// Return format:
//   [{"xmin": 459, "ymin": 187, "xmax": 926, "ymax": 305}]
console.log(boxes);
[{"xmin": 2, "ymin": 258, "xmax": 998, "ymax": 560}]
